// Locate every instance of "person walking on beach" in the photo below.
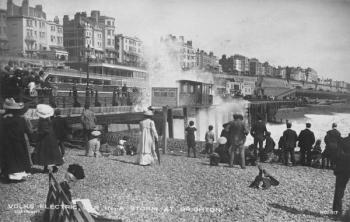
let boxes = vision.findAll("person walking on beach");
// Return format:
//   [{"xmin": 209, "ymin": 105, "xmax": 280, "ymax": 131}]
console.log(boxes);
[
  {"xmin": 185, "ymin": 121, "xmax": 197, "ymax": 158},
  {"xmin": 332, "ymin": 133, "xmax": 350, "ymax": 219},
  {"xmin": 298, "ymin": 123, "xmax": 315, "ymax": 166},
  {"xmin": 323, "ymin": 123, "xmax": 341, "ymax": 169},
  {"xmin": 205, "ymin": 125, "xmax": 215, "ymax": 155},
  {"xmin": 34, "ymin": 104, "xmax": 63, "ymax": 173},
  {"xmin": 52, "ymin": 109, "xmax": 71, "ymax": 157},
  {"xmin": 282, "ymin": 122, "xmax": 298, "ymax": 166},
  {"xmin": 136, "ymin": 110, "xmax": 158, "ymax": 166},
  {"xmin": 228, "ymin": 113, "xmax": 249, "ymax": 169},
  {"xmin": 81, "ymin": 104, "xmax": 97, "ymax": 154},
  {"xmin": 250, "ymin": 115, "xmax": 268, "ymax": 162}
]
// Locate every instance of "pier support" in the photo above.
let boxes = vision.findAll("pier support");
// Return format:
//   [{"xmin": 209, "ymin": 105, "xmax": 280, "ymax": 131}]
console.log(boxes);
[
  {"xmin": 167, "ymin": 108, "xmax": 174, "ymax": 139},
  {"xmin": 183, "ymin": 107, "xmax": 188, "ymax": 140},
  {"xmin": 162, "ymin": 106, "xmax": 168, "ymax": 154},
  {"xmin": 195, "ymin": 108, "xmax": 201, "ymax": 141}
]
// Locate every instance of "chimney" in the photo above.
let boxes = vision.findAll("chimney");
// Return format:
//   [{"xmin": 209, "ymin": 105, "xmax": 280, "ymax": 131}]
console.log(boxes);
[
  {"xmin": 7, "ymin": 0, "xmax": 13, "ymax": 16},
  {"xmin": 22, "ymin": 0, "xmax": 29, "ymax": 16},
  {"xmin": 91, "ymin": 10, "xmax": 100, "ymax": 23}
]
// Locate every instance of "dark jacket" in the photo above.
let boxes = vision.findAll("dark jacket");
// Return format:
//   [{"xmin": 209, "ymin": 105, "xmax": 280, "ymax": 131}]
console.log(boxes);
[
  {"xmin": 324, "ymin": 128, "xmax": 341, "ymax": 150},
  {"xmin": 250, "ymin": 121, "xmax": 267, "ymax": 141},
  {"xmin": 229, "ymin": 119, "xmax": 249, "ymax": 146},
  {"xmin": 298, "ymin": 128, "xmax": 315, "ymax": 148},
  {"xmin": 52, "ymin": 116, "xmax": 71, "ymax": 141},
  {"xmin": 265, "ymin": 136, "xmax": 275, "ymax": 153},
  {"xmin": 282, "ymin": 128, "xmax": 298, "ymax": 150},
  {"xmin": 334, "ymin": 136, "xmax": 350, "ymax": 176},
  {"xmin": 1, "ymin": 113, "xmax": 31, "ymax": 174},
  {"xmin": 35, "ymin": 118, "xmax": 63, "ymax": 166}
]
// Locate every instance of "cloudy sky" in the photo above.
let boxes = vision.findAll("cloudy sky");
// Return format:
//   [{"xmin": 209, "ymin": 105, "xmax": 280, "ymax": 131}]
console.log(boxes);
[{"xmin": 2, "ymin": 0, "xmax": 350, "ymax": 81}]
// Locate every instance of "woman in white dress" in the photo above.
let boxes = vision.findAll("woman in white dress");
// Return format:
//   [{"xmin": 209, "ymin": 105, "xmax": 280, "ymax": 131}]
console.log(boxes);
[{"xmin": 136, "ymin": 110, "xmax": 158, "ymax": 165}]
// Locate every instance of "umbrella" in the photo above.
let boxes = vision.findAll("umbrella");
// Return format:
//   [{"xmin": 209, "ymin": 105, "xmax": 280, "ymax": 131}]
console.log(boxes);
[{"xmin": 155, "ymin": 139, "xmax": 161, "ymax": 165}]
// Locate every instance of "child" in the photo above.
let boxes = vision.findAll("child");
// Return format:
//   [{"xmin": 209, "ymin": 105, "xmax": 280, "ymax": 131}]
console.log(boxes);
[
  {"xmin": 245, "ymin": 144, "xmax": 258, "ymax": 166},
  {"xmin": 60, "ymin": 164, "xmax": 86, "ymax": 201},
  {"xmin": 205, "ymin": 125, "xmax": 215, "ymax": 155},
  {"xmin": 185, "ymin": 121, "xmax": 197, "ymax": 158},
  {"xmin": 114, "ymin": 138, "xmax": 126, "ymax": 156},
  {"xmin": 311, "ymin": 139, "xmax": 322, "ymax": 168},
  {"xmin": 86, "ymin": 131, "xmax": 101, "ymax": 157},
  {"xmin": 249, "ymin": 165, "xmax": 279, "ymax": 190},
  {"xmin": 210, "ymin": 137, "xmax": 228, "ymax": 165},
  {"xmin": 123, "ymin": 136, "xmax": 137, "ymax": 156},
  {"xmin": 262, "ymin": 131, "xmax": 275, "ymax": 163}
]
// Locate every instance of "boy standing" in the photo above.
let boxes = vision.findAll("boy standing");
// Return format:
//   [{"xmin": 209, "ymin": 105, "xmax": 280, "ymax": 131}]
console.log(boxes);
[
  {"xmin": 185, "ymin": 121, "xmax": 197, "ymax": 158},
  {"xmin": 205, "ymin": 125, "xmax": 215, "ymax": 155}
]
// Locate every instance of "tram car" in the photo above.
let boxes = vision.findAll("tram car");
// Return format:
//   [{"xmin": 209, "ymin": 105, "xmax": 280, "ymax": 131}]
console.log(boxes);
[{"xmin": 151, "ymin": 80, "xmax": 213, "ymax": 107}]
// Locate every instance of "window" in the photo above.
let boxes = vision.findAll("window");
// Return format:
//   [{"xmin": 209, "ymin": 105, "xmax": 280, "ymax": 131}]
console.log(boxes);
[
  {"xmin": 107, "ymin": 39, "xmax": 111, "ymax": 45},
  {"xmin": 34, "ymin": 31, "xmax": 37, "ymax": 36},
  {"xmin": 107, "ymin": 21, "xmax": 111, "ymax": 26},
  {"xmin": 107, "ymin": 30, "xmax": 111, "ymax": 36}
]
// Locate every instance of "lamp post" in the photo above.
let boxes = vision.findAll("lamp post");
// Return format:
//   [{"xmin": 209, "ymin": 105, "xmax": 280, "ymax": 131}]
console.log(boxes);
[{"xmin": 85, "ymin": 45, "xmax": 91, "ymax": 107}]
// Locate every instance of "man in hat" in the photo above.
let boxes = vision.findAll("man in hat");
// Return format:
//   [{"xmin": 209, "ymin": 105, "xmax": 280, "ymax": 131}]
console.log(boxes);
[
  {"xmin": 282, "ymin": 122, "xmax": 298, "ymax": 166},
  {"xmin": 228, "ymin": 113, "xmax": 249, "ymax": 169},
  {"xmin": 298, "ymin": 123, "xmax": 315, "ymax": 166},
  {"xmin": 331, "ymin": 133, "xmax": 350, "ymax": 219},
  {"xmin": 250, "ymin": 115, "xmax": 268, "ymax": 162},
  {"xmin": 324, "ymin": 123, "xmax": 341, "ymax": 169}
]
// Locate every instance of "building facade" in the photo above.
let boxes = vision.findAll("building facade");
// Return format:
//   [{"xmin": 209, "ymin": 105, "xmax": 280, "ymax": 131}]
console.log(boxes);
[
  {"xmin": 290, "ymin": 67, "xmax": 306, "ymax": 81},
  {"xmin": 305, "ymin": 67, "xmax": 318, "ymax": 82},
  {"xmin": 0, "ymin": 9, "xmax": 8, "ymax": 54},
  {"xmin": 63, "ymin": 10, "xmax": 116, "ymax": 63},
  {"xmin": 262, "ymin": 62, "xmax": 274, "ymax": 76},
  {"xmin": 195, "ymin": 49, "xmax": 220, "ymax": 71},
  {"xmin": 161, "ymin": 34, "xmax": 196, "ymax": 70},
  {"xmin": 6, "ymin": 0, "xmax": 67, "ymax": 58},
  {"xmin": 115, "ymin": 34, "xmax": 143, "ymax": 67},
  {"xmin": 232, "ymin": 54, "xmax": 249, "ymax": 75},
  {"xmin": 249, "ymin": 58, "xmax": 263, "ymax": 76}
]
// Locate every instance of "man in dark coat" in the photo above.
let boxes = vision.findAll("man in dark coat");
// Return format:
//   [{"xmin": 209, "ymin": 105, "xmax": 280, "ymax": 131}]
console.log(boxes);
[
  {"xmin": 324, "ymin": 123, "xmax": 341, "ymax": 169},
  {"xmin": 52, "ymin": 109, "xmax": 71, "ymax": 156},
  {"xmin": 298, "ymin": 123, "xmax": 315, "ymax": 166},
  {"xmin": 282, "ymin": 122, "xmax": 298, "ymax": 166},
  {"xmin": 250, "ymin": 115, "xmax": 268, "ymax": 162},
  {"xmin": 228, "ymin": 113, "xmax": 249, "ymax": 169},
  {"xmin": 332, "ymin": 134, "xmax": 350, "ymax": 218}
]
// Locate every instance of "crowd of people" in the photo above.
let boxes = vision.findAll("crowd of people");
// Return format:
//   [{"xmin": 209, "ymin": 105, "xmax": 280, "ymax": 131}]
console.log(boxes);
[
  {"xmin": 1, "ymin": 95, "xmax": 349, "ymax": 219},
  {"xmin": 184, "ymin": 113, "xmax": 350, "ymax": 218}
]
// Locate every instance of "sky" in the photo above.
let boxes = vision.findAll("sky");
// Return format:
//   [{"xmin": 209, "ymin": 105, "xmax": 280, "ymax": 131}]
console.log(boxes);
[{"xmin": 2, "ymin": 0, "xmax": 350, "ymax": 82}]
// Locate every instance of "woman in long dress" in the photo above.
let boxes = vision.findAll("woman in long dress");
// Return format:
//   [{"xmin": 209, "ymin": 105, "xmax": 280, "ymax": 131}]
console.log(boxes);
[
  {"xmin": 1, "ymin": 98, "xmax": 32, "ymax": 181},
  {"xmin": 136, "ymin": 110, "xmax": 158, "ymax": 166},
  {"xmin": 35, "ymin": 104, "xmax": 63, "ymax": 173}
]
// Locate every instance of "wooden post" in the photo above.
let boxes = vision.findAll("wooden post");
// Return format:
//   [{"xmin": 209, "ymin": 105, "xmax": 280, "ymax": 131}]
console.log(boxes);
[
  {"xmin": 183, "ymin": 107, "xmax": 188, "ymax": 140},
  {"xmin": 214, "ymin": 108, "xmax": 219, "ymax": 141},
  {"xmin": 162, "ymin": 106, "xmax": 168, "ymax": 154},
  {"xmin": 195, "ymin": 107, "xmax": 201, "ymax": 141},
  {"xmin": 168, "ymin": 108, "xmax": 174, "ymax": 139}
]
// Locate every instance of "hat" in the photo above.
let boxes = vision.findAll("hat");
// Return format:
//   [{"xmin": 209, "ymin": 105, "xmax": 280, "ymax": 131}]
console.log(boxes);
[
  {"xmin": 36, "ymin": 104, "xmax": 54, "ymax": 118},
  {"xmin": 3, "ymin": 98, "xmax": 24, "ymax": 110},
  {"xmin": 91, "ymin": 131, "xmax": 101, "ymax": 137},
  {"xmin": 119, "ymin": 139, "xmax": 126, "ymax": 145},
  {"xmin": 217, "ymin": 137, "xmax": 227, "ymax": 145},
  {"xmin": 222, "ymin": 122, "xmax": 230, "ymax": 128},
  {"xmin": 67, "ymin": 164, "xmax": 85, "ymax": 180},
  {"xmin": 144, "ymin": 110, "xmax": 154, "ymax": 116},
  {"xmin": 332, "ymin": 123, "xmax": 337, "ymax": 128}
]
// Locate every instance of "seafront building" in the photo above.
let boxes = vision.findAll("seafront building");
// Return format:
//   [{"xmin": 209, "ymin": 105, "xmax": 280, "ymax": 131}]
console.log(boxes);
[
  {"xmin": 161, "ymin": 34, "xmax": 196, "ymax": 70},
  {"xmin": 6, "ymin": 0, "xmax": 68, "ymax": 59},
  {"xmin": 115, "ymin": 34, "xmax": 143, "ymax": 67}
]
